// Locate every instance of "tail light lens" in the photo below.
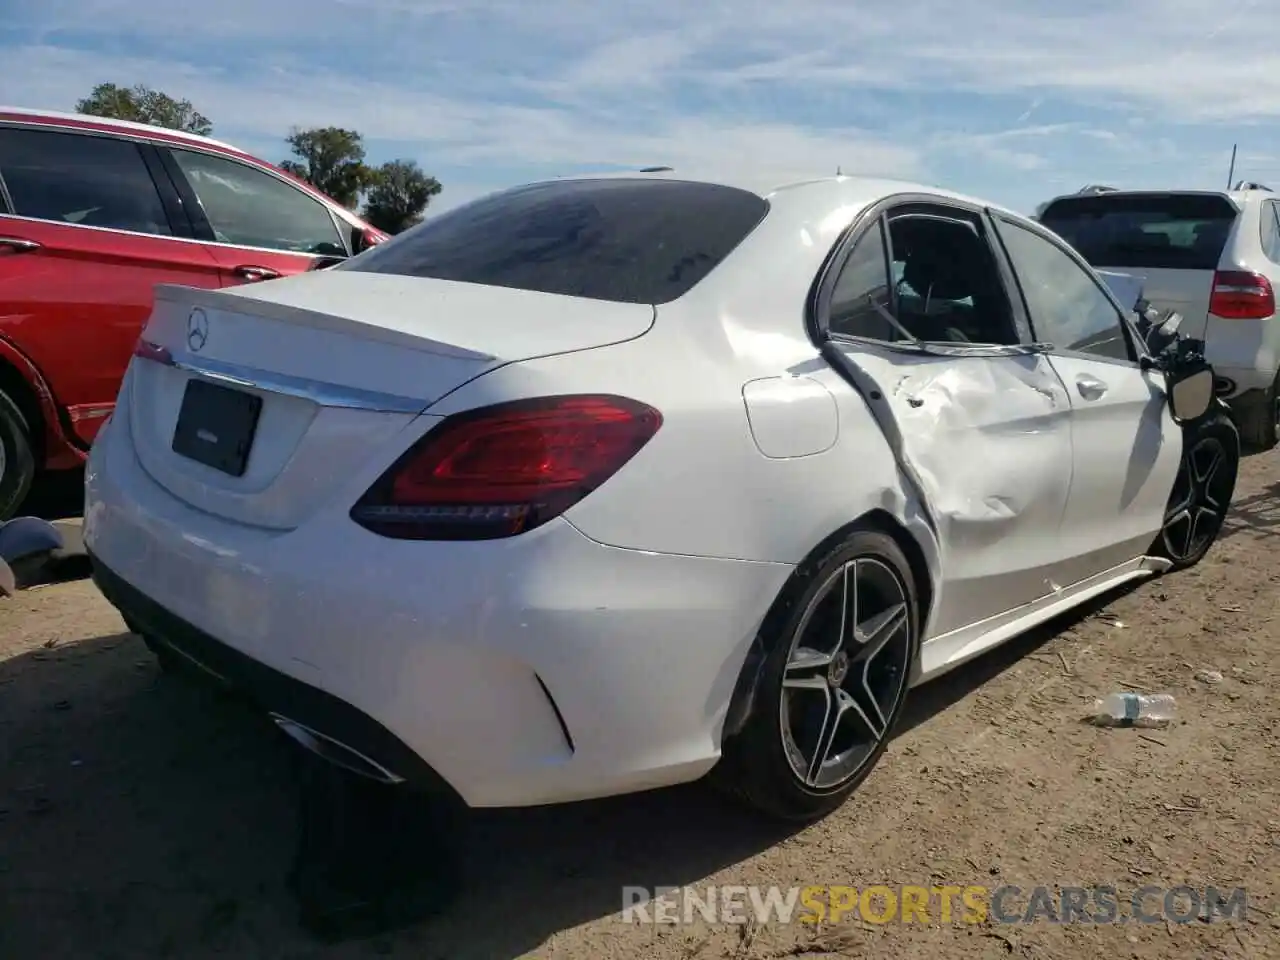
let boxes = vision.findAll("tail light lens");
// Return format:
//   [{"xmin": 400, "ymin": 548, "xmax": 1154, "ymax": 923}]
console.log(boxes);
[
  {"xmin": 350, "ymin": 395, "xmax": 662, "ymax": 540},
  {"xmin": 1210, "ymin": 270, "xmax": 1275, "ymax": 319},
  {"xmin": 133, "ymin": 338, "xmax": 173, "ymax": 365}
]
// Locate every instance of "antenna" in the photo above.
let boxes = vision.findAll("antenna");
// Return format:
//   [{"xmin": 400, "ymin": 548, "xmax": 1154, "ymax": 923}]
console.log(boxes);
[{"xmin": 1227, "ymin": 144, "xmax": 1238, "ymax": 190}]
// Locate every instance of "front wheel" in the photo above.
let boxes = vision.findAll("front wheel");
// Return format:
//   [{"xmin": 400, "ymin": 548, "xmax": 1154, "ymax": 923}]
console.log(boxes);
[
  {"xmin": 714, "ymin": 529, "xmax": 920, "ymax": 822},
  {"xmin": 1152, "ymin": 409, "xmax": 1239, "ymax": 570}
]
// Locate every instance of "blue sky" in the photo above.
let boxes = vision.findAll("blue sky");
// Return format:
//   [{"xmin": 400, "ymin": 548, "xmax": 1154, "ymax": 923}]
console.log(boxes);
[{"xmin": 3, "ymin": 0, "xmax": 1280, "ymax": 217}]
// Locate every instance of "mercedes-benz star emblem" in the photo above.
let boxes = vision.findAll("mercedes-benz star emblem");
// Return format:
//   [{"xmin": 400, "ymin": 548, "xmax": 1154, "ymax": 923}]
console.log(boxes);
[
  {"xmin": 828, "ymin": 650, "xmax": 850, "ymax": 686},
  {"xmin": 186, "ymin": 308, "xmax": 209, "ymax": 352}
]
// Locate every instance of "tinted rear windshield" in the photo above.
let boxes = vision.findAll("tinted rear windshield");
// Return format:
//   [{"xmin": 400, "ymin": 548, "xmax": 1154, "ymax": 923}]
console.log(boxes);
[
  {"xmin": 1039, "ymin": 193, "xmax": 1238, "ymax": 271},
  {"xmin": 341, "ymin": 178, "xmax": 769, "ymax": 304}
]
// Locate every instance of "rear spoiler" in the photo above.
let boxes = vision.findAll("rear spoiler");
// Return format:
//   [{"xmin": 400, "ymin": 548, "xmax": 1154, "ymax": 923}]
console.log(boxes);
[
  {"xmin": 1039, "ymin": 190, "xmax": 1244, "ymax": 216},
  {"xmin": 149, "ymin": 283, "xmax": 497, "ymax": 360}
]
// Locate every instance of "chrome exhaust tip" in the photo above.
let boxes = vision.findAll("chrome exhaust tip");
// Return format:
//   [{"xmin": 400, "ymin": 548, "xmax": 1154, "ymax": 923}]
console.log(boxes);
[{"xmin": 270, "ymin": 713, "xmax": 406, "ymax": 785}]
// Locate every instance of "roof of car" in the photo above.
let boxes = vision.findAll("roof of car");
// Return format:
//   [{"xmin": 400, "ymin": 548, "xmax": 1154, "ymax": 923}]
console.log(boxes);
[
  {"xmin": 536, "ymin": 169, "xmax": 1028, "ymax": 221},
  {"xmin": 0, "ymin": 105, "xmax": 241, "ymax": 152}
]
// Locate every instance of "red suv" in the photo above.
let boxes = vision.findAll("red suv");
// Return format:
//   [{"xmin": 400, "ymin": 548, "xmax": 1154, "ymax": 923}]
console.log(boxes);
[{"xmin": 0, "ymin": 107, "xmax": 388, "ymax": 518}]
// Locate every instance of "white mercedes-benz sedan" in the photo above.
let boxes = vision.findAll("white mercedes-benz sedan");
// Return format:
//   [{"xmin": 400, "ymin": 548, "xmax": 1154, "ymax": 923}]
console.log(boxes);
[{"xmin": 83, "ymin": 172, "xmax": 1239, "ymax": 821}]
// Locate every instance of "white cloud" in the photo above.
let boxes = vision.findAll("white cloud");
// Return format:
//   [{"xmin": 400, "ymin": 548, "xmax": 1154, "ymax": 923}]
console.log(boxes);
[
  {"xmin": 0, "ymin": 42, "xmax": 927, "ymax": 194},
  {"xmin": 15, "ymin": 0, "xmax": 1280, "ymax": 121},
  {"xmin": 670, "ymin": 0, "xmax": 1280, "ymax": 123},
  {"xmin": 7, "ymin": 0, "xmax": 1280, "ymax": 215}
]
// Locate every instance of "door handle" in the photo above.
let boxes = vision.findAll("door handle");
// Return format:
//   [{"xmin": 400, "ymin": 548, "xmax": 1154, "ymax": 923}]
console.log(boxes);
[
  {"xmin": 0, "ymin": 237, "xmax": 41, "ymax": 255},
  {"xmin": 233, "ymin": 265, "xmax": 281, "ymax": 282},
  {"xmin": 1075, "ymin": 374, "xmax": 1108, "ymax": 400}
]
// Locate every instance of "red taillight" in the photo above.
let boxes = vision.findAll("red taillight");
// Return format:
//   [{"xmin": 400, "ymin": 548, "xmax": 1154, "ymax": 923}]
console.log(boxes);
[
  {"xmin": 351, "ymin": 395, "xmax": 663, "ymax": 540},
  {"xmin": 1210, "ymin": 270, "xmax": 1275, "ymax": 320},
  {"xmin": 133, "ymin": 338, "xmax": 173, "ymax": 365}
]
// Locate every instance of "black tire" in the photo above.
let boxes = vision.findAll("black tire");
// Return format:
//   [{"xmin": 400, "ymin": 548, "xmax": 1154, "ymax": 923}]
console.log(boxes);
[
  {"xmin": 0, "ymin": 388, "xmax": 36, "ymax": 522},
  {"xmin": 1152, "ymin": 408, "xmax": 1239, "ymax": 570},
  {"xmin": 714, "ymin": 529, "xmax": 921, "ymax": 822},
  {"xmin": 1236, "ymin": 373, "xmax": 1279, "ymax": 451}
]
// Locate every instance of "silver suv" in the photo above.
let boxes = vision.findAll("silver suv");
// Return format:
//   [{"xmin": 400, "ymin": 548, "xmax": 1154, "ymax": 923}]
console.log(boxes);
[{"xmin": 1039, "ymin": 185, "xmax": 1280, "ymax": 449}]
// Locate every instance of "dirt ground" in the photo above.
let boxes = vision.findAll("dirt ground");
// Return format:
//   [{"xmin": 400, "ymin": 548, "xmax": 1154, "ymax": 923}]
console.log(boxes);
[{"xmin": 2, "ymin": 457, "xmax": 1280, "ymax": 960}]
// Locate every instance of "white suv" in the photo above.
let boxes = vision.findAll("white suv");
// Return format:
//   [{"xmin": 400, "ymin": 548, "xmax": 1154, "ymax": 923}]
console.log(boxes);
[{"xmin": 1039, "ymin": 185, "xmax": 1280, "ymax": 448}]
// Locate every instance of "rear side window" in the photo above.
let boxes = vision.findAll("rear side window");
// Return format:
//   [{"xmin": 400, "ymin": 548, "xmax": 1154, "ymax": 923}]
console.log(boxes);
[
  {"xmin": 169, "ymin": 148, "xmax": 347, "ymax": 256},
  {"xmin": 341, "ymin": 179, "xmax": 769, "ymax": 304},
  {"xmin": 0, "ymin": 127, "xmax": 172, "ymax": 236},
  {"xmin": 1040, "ymin": 193, "xmax": 1238, "ymax": 271},
  {"xmin": 1261, "ymin": 201, "xmax": 1280, "ymax": 264}
]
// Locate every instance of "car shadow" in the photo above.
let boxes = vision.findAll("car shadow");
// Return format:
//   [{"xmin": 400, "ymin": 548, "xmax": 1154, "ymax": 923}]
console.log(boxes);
[
  {"xmin": 15, "ymin": 467, "xmax": 84, "ymax": 521},
  {"xmin": 1218, "ymin": 479, "xmax": 1280, "ymax": 542},
  {"xmin": 897, "ymin": 582, "xmax": 1136, "ymax": 736},
  {"xmin": 0, "ymin": 583, "xmax": 1139, "ymax": 959}
]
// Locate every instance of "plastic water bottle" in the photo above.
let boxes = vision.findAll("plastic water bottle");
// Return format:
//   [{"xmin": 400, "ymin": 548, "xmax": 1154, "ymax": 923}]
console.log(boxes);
[{"xmin": 1091, "ymin": 693, "xmax": 1176, "ymax": 728}]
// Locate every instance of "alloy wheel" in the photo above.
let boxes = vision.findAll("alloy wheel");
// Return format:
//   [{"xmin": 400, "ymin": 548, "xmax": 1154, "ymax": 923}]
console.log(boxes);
[
  {"xmin": 1161, "ymin": 435, "xmax": 1232, "ymax": 562},
  {"xmin": 779, "ymin": 557, "xmax": 913, "ymax": 792}
]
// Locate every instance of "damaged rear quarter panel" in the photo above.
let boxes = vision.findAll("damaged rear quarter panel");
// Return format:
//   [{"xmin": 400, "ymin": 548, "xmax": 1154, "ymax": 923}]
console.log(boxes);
[{"xmin": 438, "ymin": 334, "xmax": 939, "ymax": 576}]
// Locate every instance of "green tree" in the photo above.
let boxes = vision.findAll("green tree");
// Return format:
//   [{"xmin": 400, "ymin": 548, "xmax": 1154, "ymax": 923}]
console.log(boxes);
[
  {"xmin": 75, "ymin": 83, "xmax": 213, "ymax": 136},
  {"xmin": 280, "ymin": 127, "xmax": 378, "ymax": 209},
  {"xmin": 362, "ymin": 160, "xmax": 442, "ymax": 234}
]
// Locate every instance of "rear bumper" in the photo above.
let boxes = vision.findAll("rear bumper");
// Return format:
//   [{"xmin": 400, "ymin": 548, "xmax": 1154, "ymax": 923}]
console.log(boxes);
[
  {"xmin": 1203, "ymin": 313, "xmax": 1280, "ymax": 397},
  {"xmin": 1209, "ymin": 363, "xmax": 1275, "ymax": 400},
  {"xmin": 91, "ymin": 554, "xmax": 452, "ymax": 793},
  {"xmin": 83, "ymin": 414, "xmax": 792, "ymax": 807}
]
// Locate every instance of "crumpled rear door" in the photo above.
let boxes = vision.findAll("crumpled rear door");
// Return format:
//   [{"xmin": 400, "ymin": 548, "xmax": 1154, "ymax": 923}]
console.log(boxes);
[{"xmin": 825, "ymin": 341, "xmax": 1075, "ymax": 638}]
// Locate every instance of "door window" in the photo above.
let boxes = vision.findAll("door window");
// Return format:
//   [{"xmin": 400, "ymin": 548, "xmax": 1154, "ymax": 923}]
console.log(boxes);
[
  {"xmin": 827, "ymin": 220, "xmax": 895, "ymax": 339},
  {"xmin": 887, "ymin": 214, "xmax": 1018, "ymax": 344},
  {"xmin": 826, "ymin": 208, "xmax": 1019, "ymax": 345},
  {"xmin": 998, "ymin": 218, "xmax": 1133, "ymax": 362},
  {"xmin": 168, "ymin": 148, "xmax": 346, "ymax": 256},
  {"xmin": 0, "ymin": 127, "xmax": 172, "ymax": 236},
  {"xmin": 1262, "ymin": 201, "xmax": 1280, "ymax": 264}
]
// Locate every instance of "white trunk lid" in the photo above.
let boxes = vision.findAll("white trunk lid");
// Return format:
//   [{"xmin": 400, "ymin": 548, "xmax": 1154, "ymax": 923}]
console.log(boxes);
[{"xmin": 126, "ymin": 272, "xmax": 654, "ymax": 530}]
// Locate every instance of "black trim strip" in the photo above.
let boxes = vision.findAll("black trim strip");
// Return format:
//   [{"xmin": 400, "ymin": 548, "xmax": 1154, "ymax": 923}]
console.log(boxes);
[
  {"xmin": 155, "ymin": 145, "xmax": 218, "ymax": 241},
  {"xmin": 138, "ymin": 143, "xmax": 196, "ymax": 239},
  {"xmin": 533, "ymin": 675, "xmax": 575, "ymax": 753},
  {"xmin": 0, "ymin": 168, "xmax": 14, "ymax": 215}
]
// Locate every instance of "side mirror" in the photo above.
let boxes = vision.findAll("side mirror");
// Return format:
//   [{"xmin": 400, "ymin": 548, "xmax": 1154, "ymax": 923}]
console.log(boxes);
[
  {"xmin": 1166, "ymin": 366, "xmax": 1214, "ymax": 424},
  {"xmin": 350, "ymin": 226, "xmax": 386, "ymax": 255}
]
